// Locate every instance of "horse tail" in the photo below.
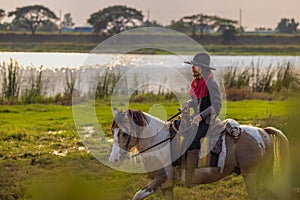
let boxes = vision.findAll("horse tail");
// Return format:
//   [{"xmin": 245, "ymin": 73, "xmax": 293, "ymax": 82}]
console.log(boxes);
[
  {"xmin": 264, "ymin": 127, "xmax": 291, "ymax": 198},
  {"xmin": 264, "ymin": 127, "xmax": 290, "ymax": 172}
]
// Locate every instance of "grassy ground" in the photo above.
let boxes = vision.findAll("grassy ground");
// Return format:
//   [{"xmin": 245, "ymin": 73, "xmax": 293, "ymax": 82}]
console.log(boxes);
[
  {"xmin": 0, "ymin": 100, "xmax": 298, "ymax": 200},
  {"xmin": 1, "ymin": 32, "xmax": 300, "ymax": 55},
  {"xmin": 205, "ymin": 44, "xmax": 300, "ymax": 55},
  {"xmin": 0, "ymin": 42, "xmax": 97, "ymax": 53},
  {"xmin": 1, "ymin": 42, "xmax": 300, "ymax": 55}
]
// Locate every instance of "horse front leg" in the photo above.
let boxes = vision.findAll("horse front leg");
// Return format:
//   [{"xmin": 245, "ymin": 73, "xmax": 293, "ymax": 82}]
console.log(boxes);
[
  {"xmin": 133, "ymin": 168, "xmax": 168, "ymax": 200},
  {"xmin": 133, "ymin": 158, "xmax": 168, "ymax": 200},
  {"xmin": 133, "ymin": 188, "xmax": 155, "ymax": 200}
]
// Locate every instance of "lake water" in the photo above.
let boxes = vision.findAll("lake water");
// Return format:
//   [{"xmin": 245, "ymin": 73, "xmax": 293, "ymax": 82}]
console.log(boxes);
[{"xmin": 1, "ymin": 52, "xmax": 300, "ymax": 69}]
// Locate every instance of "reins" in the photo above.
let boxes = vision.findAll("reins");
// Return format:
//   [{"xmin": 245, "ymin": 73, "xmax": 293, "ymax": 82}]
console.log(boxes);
[
  {"xmin": 131, "ymin": 136, "xmax": 171, "ymax": 158},
  {"xmin": 131, "ymin": 124, "xmax": 194, "ymax": 158},
  {"xmin": 116, "ymin": 109, "xmax": 191, "ymax": 159}
]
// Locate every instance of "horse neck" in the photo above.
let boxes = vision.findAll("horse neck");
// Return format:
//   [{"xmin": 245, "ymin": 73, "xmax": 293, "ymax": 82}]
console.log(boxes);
[{"xmin": 136, "ymin": 113, "xmax": 169, "ymax": 152}]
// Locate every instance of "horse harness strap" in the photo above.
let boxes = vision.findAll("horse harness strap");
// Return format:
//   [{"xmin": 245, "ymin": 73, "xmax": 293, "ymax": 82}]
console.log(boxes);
[
  {"xmin": 132, "ymin": 122, "xmax": 175, "ymax": 158},
  {"xmin": 131, "ymin": 136, "xmax": 172, "ymax": 158},
  {"xmin": 131, "ymin": 122, "xmax": 191, "ymax": 158},
  {"xmin": 124, "ymin": 134, "xmax": 132, "ymax": 152},
  {"xmin": 171, "ymin": 120, "xmax": 179, "ymax": 135}
]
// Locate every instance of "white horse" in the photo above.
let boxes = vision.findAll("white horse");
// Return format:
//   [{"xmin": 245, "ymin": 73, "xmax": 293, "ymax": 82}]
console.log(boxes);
[{"xmin": 109, "ymin": 108, "xmax": 290, "ymax": 200}]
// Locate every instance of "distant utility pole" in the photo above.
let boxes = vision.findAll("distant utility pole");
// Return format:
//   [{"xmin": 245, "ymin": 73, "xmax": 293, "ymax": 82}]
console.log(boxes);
[
  {"xmin": 239, "ymin": 9, "xmax": 242, "ymax": 29},
  {"xmin": 147, "ymin": 10, "xmax": 150, "ymax": 22},
  {"xmin": 59, "ymin": 9, "xmax": 62, "ymax": 33}
]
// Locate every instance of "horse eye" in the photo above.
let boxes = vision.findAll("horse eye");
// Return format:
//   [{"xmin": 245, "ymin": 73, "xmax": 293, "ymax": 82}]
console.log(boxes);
[{"xmin": 122, "ymin": 132, "xmax": 127, "ymax": 138}]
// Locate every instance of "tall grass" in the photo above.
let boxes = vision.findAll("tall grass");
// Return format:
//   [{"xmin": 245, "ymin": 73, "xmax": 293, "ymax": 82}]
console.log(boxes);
[
  {"xmin": 22, "ymin": 65, "xmax": 44, "ymax": 104},
  {"xmin": 60, "ymin": 68, "xmax": 79, "ymax": 105},
  {"xmin": 223, "ymin": 62, "xmax": 299, "ymax": 100},
  {"xmin": 95, "ymin": 69, "xmax": 120, "ymax": 98},
  {"xmin": 0, "ymin": 58, "xmax": 21, "ymax": 103},
  {"xmin": 273, "ymin": 62, "xmax": 300, "ymax": 92},
  {"xmin": 0, "ymin": 58, "xmax": 299, "ymax": 104}
]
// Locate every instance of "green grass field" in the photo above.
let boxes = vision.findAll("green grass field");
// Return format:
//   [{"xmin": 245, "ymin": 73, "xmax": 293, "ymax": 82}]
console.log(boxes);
[
  {"xmin": 1, "ymin": 42, "xmax": 300, "ymax": 55},
  {"xmin": 0, "ymin": 100, "xmax": 299, "ymax": 200},
  {"xmin": 1, "ymin": 32, "xmax": 300, "ymax": 55}
]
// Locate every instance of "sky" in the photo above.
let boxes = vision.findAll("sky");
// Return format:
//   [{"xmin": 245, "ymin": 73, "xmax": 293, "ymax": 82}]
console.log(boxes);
[{"xmin": 1, "ymin": 0, "xmax": 299, "ymax": 31}]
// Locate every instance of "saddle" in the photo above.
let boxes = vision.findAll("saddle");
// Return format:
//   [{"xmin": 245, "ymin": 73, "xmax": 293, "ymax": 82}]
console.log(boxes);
[
  {"xmin": 170, "ymin": 118, "xmax": 242, "ymax": 169},
  {"xmin": 169, "ymin": 118, "xmax": 242, "ymax": 187}
]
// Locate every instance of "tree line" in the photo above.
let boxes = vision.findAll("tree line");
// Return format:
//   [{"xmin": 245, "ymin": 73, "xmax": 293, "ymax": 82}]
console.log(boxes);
[{"xmin": 0, "ymin": 5, "xmax": 299, "ymax": 36}]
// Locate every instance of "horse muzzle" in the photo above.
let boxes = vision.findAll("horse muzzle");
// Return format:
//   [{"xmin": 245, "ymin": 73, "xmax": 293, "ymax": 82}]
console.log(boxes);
[{"xmin": 109, "ymin": 156, "xmax": 120, "ymax": 166}]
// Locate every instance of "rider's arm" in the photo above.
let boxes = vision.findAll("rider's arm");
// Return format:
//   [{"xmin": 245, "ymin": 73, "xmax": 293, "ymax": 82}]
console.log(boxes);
[
  {"xmin": 182, "ymin": 95, "xmax": 197, "ymax": 110},
  {"xmin": 199, "ymin": 106, "xmax": 214, "ymax": 119},
  {"xmin": 199, "ymin": 79, "xmax": 222, "ymax": 119}
]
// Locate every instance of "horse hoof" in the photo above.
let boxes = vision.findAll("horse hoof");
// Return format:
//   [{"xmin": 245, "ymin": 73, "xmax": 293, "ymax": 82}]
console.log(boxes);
[{"xmin": 133, "ymin": 189, "xmax": 154, "ymax": 200}]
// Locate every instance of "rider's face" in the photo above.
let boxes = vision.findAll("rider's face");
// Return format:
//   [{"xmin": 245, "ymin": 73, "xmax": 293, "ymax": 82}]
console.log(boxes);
[{"xmin": 192, "ymin": 65, "xmax": 201, "ymax": 76}]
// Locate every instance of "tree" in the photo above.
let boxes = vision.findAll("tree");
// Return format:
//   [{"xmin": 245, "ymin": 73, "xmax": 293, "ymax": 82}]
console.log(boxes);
[
  {"xmin": 169, "ymin": 14, "xmax": 239, "ymax": 38},
  {"xmin": 214, "ymin": 17, "xmax": 238, "ymax": 32},
  {"xmin": 38, "ymin": 20, "xmax": 58, "ymax": 32},
  {"xmin": 167, "ymin": 19, "xmax": 190, "ymax": 33},
  {"xmin": 276, "ymin": 18, "xmax": 299, "ymax": 33},
  {"xmin": 0, "ymin": 9, "xmax": 5, "ymax": 23},
  {"xmin": 87, "ymin": 5, "xmax": 144, "ymax": 34},
  {"xmin": 182, "ymin": 15, "xmax": 200, "ymax": 37},
  {"xmin": 8, "ymin": 5, "xmax": 58, "ymax": 35},
  {"xmin": 197, "ymin": 14, "xmax": 215, "ymax": 36},
  {"xmin": 181, "ymin": 14, "xmax": 215, "ymax": 37},
  {"xmin": 212, "ymin": 17, "xmax": 238, "ymax": 44},
  {"xmin": 62, "ymin": 13, "xmax": 74, "ymax": 28}
]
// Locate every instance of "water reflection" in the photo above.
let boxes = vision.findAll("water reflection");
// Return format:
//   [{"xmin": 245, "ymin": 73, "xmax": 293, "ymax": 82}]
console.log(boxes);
[{"xmin": 1, "ymin": 52, "xmax": 299, "ymax": 69}]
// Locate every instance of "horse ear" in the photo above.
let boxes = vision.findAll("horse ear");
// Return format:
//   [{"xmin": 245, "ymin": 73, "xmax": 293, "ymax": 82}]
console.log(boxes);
[
  {"xmin": 113, "ymin": 107, "xmax": 119, "ymax": 117},
  {"xmin": 125, "ymin": 110, "xmax": 130, "ymax": 119}
]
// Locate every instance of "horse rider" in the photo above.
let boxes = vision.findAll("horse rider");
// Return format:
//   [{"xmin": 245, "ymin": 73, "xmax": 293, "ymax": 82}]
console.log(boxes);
[{"xmin": 172, "ymin": 52, "xmax": 222, "ymax": 187}]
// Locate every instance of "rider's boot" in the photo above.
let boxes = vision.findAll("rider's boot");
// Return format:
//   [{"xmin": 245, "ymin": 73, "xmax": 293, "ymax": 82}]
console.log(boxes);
[{"xmin": 184, "ymin": 149, "xmax": 199, "ymax": 188}]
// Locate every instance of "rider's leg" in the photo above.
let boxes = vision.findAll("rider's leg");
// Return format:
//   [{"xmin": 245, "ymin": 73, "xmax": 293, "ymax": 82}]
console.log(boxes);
[
  {"xmin": 188, "ymin": 121, "xmax": 209, "ymax": 150},
  {"xmin": 184, "ymin": 121, "xmax": 209, "ymax": 187},
  {"xmin": 184, "ymin": 149, "xmax": 199, "ymax": 187}
]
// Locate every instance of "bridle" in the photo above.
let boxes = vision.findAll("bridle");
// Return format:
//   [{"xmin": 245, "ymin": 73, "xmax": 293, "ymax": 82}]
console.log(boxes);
[
  {"xmin": 116, "ymin": 110, "xmax": 144, "ymax": 155},
  {"xmin": 123, "ymin": 133, "xmax": 132, "ymax": 152},
  {"xmin": 131, "ymin": 122, "xmax": 194, "ymax": 158}
]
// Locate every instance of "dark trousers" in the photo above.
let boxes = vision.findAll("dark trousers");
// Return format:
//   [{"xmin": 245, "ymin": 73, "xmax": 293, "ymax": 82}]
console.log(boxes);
[
  {"xmin": 187, "ymin": 120, "xmax": 209, "ymax": 150},
  {"xmin": 171, "ymin": 120, "xmax": 209, "ymax": 167}
]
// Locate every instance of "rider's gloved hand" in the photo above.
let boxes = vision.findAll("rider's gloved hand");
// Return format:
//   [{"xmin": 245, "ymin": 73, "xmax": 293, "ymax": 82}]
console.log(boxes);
[
  {"xmin": 191, "ymin": 114, "xmax": 202, "ymax": 126},
  {"xmin": 182, "ymin": 101, "xmax": 190, "ymax": 111}
]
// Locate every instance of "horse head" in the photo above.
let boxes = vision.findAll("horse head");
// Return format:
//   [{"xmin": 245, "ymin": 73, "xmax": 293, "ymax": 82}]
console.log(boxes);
[{"xmin": 109, "ymin": 108, "xmax": 148, "ymax": 165}]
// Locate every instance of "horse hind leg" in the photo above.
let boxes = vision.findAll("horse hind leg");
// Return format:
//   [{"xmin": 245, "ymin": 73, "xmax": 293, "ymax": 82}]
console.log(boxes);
[
  {"xmin": 162, "ymin": 187, "xmax": 174, "ymax": 200},
  {"xmin": 243, "ymin": 172, "xmax": 260, "ymax": 200},
  {"xmin": 261, "ymin": 169, "xmax": 291, "ymax": 200}
]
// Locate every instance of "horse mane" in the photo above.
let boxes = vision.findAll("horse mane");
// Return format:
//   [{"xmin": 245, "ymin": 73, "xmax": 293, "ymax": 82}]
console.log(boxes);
[
  {"xmin": 127, "ymin": 109, "xmax": 149, "ymax": 127},
  {"xmin": 110, "ymin": 109, "xmax": 148, "ymax": 134},
  {"xmin": 110, "ymin": 120, "xmax": 117, "ymax": 133}
]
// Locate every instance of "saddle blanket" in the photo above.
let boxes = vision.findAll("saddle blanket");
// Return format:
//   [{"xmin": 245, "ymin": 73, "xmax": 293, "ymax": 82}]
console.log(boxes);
[{"xmin": 199, "ymin": 119, "xmax": 266, "ymax": 173}]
